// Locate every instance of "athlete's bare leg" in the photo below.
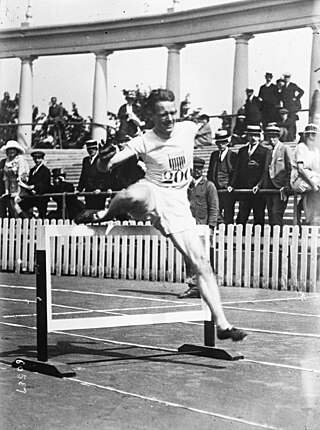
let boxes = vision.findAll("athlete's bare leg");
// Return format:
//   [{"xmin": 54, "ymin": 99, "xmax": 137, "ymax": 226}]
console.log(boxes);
[{"xmin": 169, "ymin": 230, "xmax": 231, "ymax": 330}]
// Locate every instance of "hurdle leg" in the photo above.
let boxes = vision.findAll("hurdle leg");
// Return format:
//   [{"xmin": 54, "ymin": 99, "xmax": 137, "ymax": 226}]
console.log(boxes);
[
  {"xmin": 178, "ymin": 315, "xmax": 244, "ymax": 361},
  {"xmin": 12, "ymin": 249, "xmax": 76, "ymax": 377}
]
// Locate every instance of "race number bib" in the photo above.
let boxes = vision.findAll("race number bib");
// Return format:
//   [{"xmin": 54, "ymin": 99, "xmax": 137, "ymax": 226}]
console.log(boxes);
[{"xmin": 161, "ymin": 167, "xmax": 192, "ymax": 184}]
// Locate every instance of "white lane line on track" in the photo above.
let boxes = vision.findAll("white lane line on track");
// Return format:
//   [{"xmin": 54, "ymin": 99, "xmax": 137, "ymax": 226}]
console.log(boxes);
[
  {"xmin": 223, "ymin": 306, "xmax": 320, "ymax": 318},
  {"xmin": 223, "ymin": 295, "xmax": 318, "ymax": 305},
  {"xmin": 0, "ymin": 321, "xmax": 319, "ymax": 375},
  {"xmin": 243, "ymin": 359, "xmax": 320, "ymax": 374},
  {"xmin": 1, "ymin": 284, "xmax": 318, "ymax": 306},
  {"xmin": 67, "ymin": 377, "xmax": 279, "ymax": 430}
]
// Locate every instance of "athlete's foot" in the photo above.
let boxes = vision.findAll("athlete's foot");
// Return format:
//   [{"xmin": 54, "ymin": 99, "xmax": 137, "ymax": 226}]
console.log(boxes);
[{"xmin": 216, "ymin": 326, "xmax": 248, "ymax": 342}]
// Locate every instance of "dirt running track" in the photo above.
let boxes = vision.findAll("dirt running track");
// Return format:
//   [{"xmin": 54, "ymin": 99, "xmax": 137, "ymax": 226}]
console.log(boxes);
[{"xmin": 0, "ymin": 272, "xmax": 319, "ymax": 430}]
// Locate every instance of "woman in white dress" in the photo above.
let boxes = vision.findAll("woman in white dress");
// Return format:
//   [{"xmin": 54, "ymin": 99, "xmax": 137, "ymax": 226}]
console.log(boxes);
[
  {"xmin": 1, "ymin": 140, "xmax": 30, "ymax": 218},
  {"xmin": 291, "ymin": 124, "xmax": 320, "ymax": 225}
]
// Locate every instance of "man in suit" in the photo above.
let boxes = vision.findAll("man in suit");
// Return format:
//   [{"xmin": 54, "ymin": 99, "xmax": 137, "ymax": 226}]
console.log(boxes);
[
  {"xmin": 19, "ymin": 151, "xmax": 51, "ymax": 218},
  {"xmin": 280, "ymin": 73, "xmax": 304, "ymax": 141},
  {"xmin": 194, "ymin": 114, "xmax": 213, "ymax": 147},
  {"xmin": 276, "ymin": 108, "xmax": 296, "ymax": 142},
  {"xmin": 228, "ymin": 125, "xmax": 269, "ymax": 226},
  {"xmin": 77, "ymin": 140, "xmax": 111, "ymax": 210},
  {"xmin": 243, "ymin": 88, "xmax": 262, "ymax": 127},
  {"xmin": 258, "ymin": 72, "xmax": 279, "ymax": 128},
  {"xmin": 47, "ymin": 168, "xmax": 84, "ymax": 220},
  {"xmin": 178, "ymin": 156, "xmax": 219, "ymax": 299},
  {"xmin": 262, "ymin": 125, "xmax": 293, "ymax": 226},
  {"xmin": 207, "ymin": 130, "xmax": 237, "ymax": 224},
  {"xmin": 117, "ymin": 90, "xmax": 145, "ymax": 142}
]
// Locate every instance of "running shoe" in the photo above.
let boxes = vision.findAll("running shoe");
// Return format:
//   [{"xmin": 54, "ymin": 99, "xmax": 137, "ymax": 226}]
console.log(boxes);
[{"xmin": 217, "ymin": 326, "xmax": 248, "ymax": 342}]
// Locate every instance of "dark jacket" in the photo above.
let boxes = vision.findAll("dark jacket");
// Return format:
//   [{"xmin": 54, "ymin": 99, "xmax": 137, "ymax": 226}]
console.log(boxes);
[
  {"xmin": 207, "ymin": 149, "xmax": 237, "ymax": 189},
  {"xmin": 77, "ymin": 156, "xmax": 110, "ymax": 192},
  {"xmin": 188, "ymin": 177, "xmax": 219, "ymax": 227},
  {"xmin": 281, "ymin": 82, "xmax": 304, "ymax": 113},
  {"xmin": 28, "ymin": 163, "xmax": 51, "ymax": 194},
  {"xmin": 230, "ymin": 143, "xmax": 270, "ymax": 189},
  {"xmin": 244, "ymin": 96, "xmax": 262, "ymax": 125},
  {"xmin": 49, "ymin": 180, "xmax": 84, "ymax": 219}
]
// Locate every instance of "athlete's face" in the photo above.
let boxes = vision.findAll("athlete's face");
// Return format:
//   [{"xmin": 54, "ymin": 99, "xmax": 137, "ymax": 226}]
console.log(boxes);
[{"xmin": 152, "ymin": 101, "xmax": 177, "ymax": 139}]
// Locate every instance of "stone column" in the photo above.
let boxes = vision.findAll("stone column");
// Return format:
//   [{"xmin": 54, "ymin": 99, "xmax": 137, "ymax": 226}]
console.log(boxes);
[
  {"xmin": 309, "ymin": 24, "xmax": 320, "ymax": 121},
  {"xmin": 92, "ymin": 50, "xmax": 113, "ymax": 143},
  {"xmin": 232, "ymin": 34, "xmax": 254, "ymax": 116},
  {"xmin": 166, "ymin": 44, "xmax": 185, "ymax": 110},
  {"xmin": 17, "ymin": 56, "xmax": 36, "ymax": 150}
]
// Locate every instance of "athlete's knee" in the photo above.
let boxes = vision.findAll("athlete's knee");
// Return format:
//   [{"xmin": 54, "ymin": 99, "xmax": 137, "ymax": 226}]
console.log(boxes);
[{"xmin": 120, "ymin": 184, "xmax": 152, "ymax": 213}]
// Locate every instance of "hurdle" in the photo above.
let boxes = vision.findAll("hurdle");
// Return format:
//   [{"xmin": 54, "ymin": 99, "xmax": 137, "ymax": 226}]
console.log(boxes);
[{"xmin": 12, "ymin": 223, "xmax": 243, "ymax": 377}]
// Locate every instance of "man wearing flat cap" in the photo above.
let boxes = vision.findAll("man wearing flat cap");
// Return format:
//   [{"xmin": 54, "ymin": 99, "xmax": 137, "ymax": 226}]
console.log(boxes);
[
  {"xmin": 178, "ymin": 155, "xmax": 219, "ymax": 299},
  {"xmin": 19, "ymin": 150, "xmax": 51, "ymax": 218},
  {"xmin": 207, "ymin": 130, "xmax": 237, "ymax": 224},
  {"xmin": 228, "ymin": 125, "xmax": 269, "ymax": 227},
  {"xmin": 77, "ymin": 140, "xmax": 112, "ymax": 210},
  {"xmin": 261, "ymin": 125, "xmax": 293, "ymax": 226}
]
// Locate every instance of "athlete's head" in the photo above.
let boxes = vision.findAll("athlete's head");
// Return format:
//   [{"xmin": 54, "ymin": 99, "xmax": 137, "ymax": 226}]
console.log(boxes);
[{"xmin": 147, "ymin": 89, "xmax": 176, "ymax": 139}]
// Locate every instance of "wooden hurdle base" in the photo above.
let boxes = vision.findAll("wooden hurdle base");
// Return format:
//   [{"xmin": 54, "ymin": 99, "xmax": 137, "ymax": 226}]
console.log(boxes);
[
  {"xmin": 12, "ymin": 358, "xmax": 76, "ymax": 378},
  {"xmin": 177, "ymin": 344, "xmax": 244, "ymax": 361}
]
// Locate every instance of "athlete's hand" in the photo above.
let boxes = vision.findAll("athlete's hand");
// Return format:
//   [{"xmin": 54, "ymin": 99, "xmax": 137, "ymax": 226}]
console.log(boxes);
[{"xmin": 97, "ymin": 145, "xmax": 118, "ymax": 173}]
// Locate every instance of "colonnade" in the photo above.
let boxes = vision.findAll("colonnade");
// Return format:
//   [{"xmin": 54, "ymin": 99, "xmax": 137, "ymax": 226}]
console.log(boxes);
[{"xmin": 16, "ymin": 26, "xmax": 320, "ymax": 149}]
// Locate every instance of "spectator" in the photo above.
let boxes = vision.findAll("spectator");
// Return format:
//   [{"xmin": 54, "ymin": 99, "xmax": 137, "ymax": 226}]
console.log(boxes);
[
  {"xmin": 243, "ymin": 88, "xmax": 262, "ymax": 127},
  {"xmin": 0, "ymin": 155, "xmax": 8, "ymax": 217},
  {"xmin": 291, "ymin": 124, "xmax": 320, "ymax": 225},
  {"xmin": 309, "ymin": 79, "xmax": 320, "ymax": 125},
  {"xmin": 219, "ymin": 110, "xmax": 232, "ymax": 135},
  {"xmin": 228, "ymin": 125, "xmax": 269, "ymax": 227},
  {"xmin": 117, "ymin": 90, "xmax": 145, "ymax": 142},
  {"xmin": 77, "ymin": 140, "xmax": 111, "ymax": 210},
  {"xmin": 262, "ymin": 125, "xmax": 293, "ymax": 227},
  {"xmin": 258, "ymin": 72, "xmax": 279, "ymax": 128},
  {"xmin": 276, "ymin": 108, "xmax": 296, "ymax": 142},
  {"xmin": 180, "ymin": 93, "xmax": 191, "ymax": 119},
  {"xmin": 44, "ymin": 97, "xmax": 65, "ymax": 148},
  {"xmin": 231, "ymin": 108, "xmax": 246, "ymax": 146},
  {"xmin": 1, "ymin": 140, "xmax": 30, "ymax": 218},
  {"xmin": 19, "ymin": 151, "xmax": 51, "ymax": 218},
  {"xmin": 178, "ymin": 156, "xmax": 219, "ymax": 299},
  {"xmin": 280, "ymin": 72, "xmax": 304, "ymax": 141},
  {"xmin": 194, "ymin": 114, "xmax": 213, "ymax": 147},
  {"xmin": 46, "ymin": 168, "xmax": 84, "ymax": 221},
  {"xmin": 207, "ymin": 130, "xmax": 237, "ymax": 224}
]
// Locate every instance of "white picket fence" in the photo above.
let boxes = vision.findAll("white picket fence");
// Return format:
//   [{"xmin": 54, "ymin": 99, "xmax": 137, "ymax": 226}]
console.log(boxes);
[{"xmin": 0, "ymin": 218, "xmax": 319, "ymax": 292}]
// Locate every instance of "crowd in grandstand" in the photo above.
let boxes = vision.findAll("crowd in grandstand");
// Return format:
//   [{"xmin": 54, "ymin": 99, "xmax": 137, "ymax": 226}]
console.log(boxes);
[{"xmin": 1, "ymin": 72, "xmax": 320, "ymax": 226}]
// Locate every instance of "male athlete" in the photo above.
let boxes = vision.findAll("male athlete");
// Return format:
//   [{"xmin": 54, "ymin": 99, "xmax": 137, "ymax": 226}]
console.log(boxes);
[{"xmin": 77, "ymin": 89, "xmax": 247, "ymax": 342}]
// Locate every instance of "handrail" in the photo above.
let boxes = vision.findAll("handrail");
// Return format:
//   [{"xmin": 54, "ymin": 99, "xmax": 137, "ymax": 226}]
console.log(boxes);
[{"xmin": 18, "ymin": 188, "xmax": 300, "ymax": 225}]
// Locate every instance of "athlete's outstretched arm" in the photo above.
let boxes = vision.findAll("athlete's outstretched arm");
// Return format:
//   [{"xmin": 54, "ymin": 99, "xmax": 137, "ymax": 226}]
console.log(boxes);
[{"xmin": 97, "ymin": 145, "xmax": 136, "ymax": 173}]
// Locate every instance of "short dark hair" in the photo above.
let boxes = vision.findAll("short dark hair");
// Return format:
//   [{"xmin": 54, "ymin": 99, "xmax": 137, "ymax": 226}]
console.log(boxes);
[
  {"xmin": 146, "ymin": 89, "xmax": 175, "ymax": 113},
  {"xmin": 199, "ymin": 114, "xmax": 209, "ymax": 122}
]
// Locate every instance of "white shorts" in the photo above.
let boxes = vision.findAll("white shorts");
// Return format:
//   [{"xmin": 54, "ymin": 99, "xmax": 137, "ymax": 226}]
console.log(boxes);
[{"xmin": 128, "ymin": 179, "xmax": 197, "ymax": 236}]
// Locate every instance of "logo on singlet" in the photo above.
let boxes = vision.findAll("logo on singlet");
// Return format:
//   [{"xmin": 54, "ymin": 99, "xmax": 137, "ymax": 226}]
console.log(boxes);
[
  {"xmin": 162, "ymin": 150, "xmax": 190, "ymax": 185},
  {"xmin": 169, "ymin": 154, "xmax": 186, "ymax": 170}
]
